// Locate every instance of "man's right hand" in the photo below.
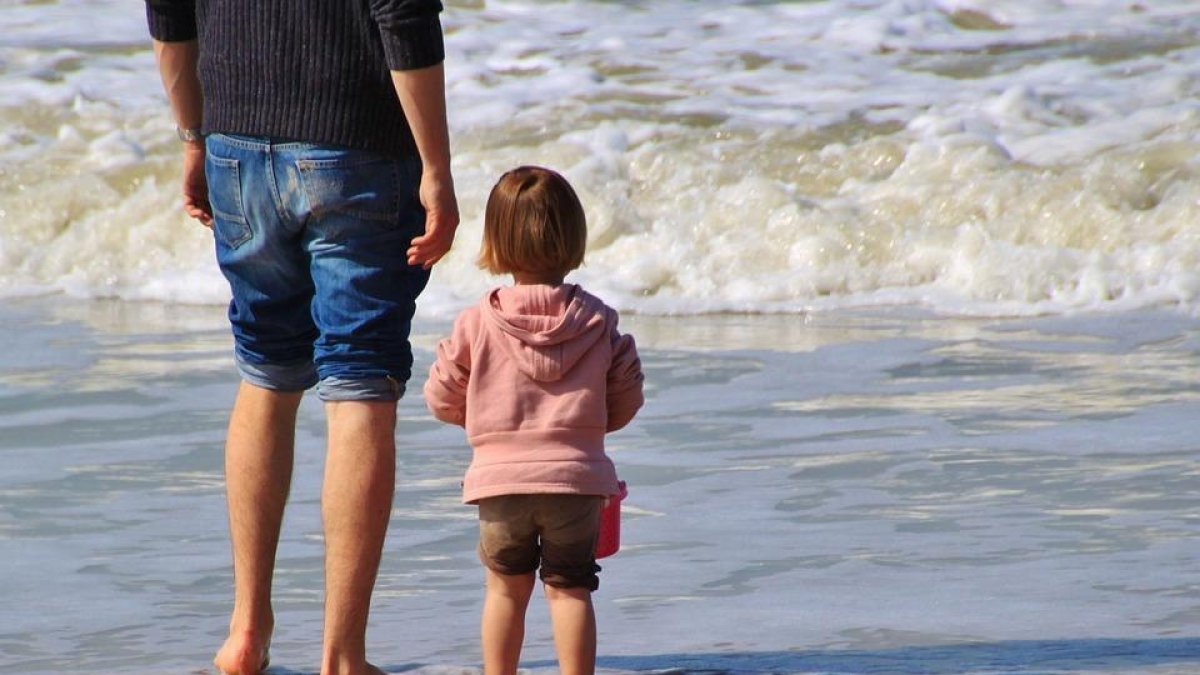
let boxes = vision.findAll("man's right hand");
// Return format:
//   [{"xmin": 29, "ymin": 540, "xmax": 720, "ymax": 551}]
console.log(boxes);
[
  {"xmin": 407, "ymin": 168, "xmax": 458, "ymax": 269},
  {"xmin": 390, "ymin": 63, "xmax": 457, "ymax": 269}
]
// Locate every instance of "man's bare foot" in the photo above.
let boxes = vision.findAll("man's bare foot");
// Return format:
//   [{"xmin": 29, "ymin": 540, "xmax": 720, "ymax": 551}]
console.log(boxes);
[{"xmin": 214, "ymin": 629, "xmax": 271, "ymax": 675}]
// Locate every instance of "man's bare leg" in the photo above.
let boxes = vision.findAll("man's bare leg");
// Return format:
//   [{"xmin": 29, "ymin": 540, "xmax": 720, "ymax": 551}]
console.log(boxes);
[
  {"xmin": 320, "ymin": 400, "xmax": 397, "ymax": 675},
  {"xmin": 215, "ymin": 382, "xmax": 302, "ymax": 675}
]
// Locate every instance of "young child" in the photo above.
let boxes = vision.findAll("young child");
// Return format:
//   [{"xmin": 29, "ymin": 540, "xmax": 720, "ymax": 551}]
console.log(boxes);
[{"xmin": 424, "ymin": 165, "xmax": 644, "ymax": 675}]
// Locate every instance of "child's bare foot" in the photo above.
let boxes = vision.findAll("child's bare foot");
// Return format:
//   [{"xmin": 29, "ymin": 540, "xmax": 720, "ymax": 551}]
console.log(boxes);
[
  {"xmin": 319, "ymin": 661, "xmax": 387, "ymax": 675},
  {"xmin": 214, "ymin": 630, "xmax": 271, "ymax": 675}
]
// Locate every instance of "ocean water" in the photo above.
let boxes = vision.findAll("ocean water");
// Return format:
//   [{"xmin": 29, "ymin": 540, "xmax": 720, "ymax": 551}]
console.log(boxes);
[
  {"xmin": 2, "ymin": 0, "xmax": 1200, "ymax": 316},
  {"xmin": 2, "ymin": 0, "xmax": 1200, "ymax": 673}
]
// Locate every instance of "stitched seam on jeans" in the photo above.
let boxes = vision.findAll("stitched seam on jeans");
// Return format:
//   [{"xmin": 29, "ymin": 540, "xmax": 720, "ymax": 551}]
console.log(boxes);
[
  {"xmin": 264, "ymin": 149, "xmax": 295, "ymax": 228},
  {"xmin": 208, "ymin": 134, "xmax": 271, "ymax": 151}
]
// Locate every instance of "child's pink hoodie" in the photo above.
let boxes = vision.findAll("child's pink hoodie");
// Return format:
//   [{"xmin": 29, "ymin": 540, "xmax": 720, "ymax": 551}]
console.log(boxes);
[{"xmin": 424, "ymin": 284, "xmax": 643, "ymax": 504}]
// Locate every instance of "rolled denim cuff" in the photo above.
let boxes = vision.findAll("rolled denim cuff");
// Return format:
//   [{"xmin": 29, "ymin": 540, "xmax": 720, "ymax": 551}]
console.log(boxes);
[
  {"xmin": 317, "ymin": 375, "xmax": 406, "ymax": 402},
  {"xmin": 235, "ymin": 353, "xmax": 318, "ymax": 392}
]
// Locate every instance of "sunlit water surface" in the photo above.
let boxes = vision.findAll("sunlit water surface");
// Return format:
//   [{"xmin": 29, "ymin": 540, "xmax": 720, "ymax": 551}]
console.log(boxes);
[{"xmin": 1, "ymin": 299, "xmax": 1197, "ymax": 674}]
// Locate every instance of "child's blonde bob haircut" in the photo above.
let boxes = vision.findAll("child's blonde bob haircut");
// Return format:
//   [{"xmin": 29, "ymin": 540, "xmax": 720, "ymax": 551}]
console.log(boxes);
[{"xmin": 477, "ymin": 166, "xmax": 586, "ymax": 277}]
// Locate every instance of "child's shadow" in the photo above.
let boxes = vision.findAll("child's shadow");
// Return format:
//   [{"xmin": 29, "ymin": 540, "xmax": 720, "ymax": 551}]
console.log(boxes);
[{"xmin": 552, "ymin": 636, "xmax": 1200, "ymax": 673}]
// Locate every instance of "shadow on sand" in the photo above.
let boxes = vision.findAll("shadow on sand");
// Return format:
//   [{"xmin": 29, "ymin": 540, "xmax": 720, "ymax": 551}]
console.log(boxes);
[
  {"xmin": 260, "ymin": 637, "xmax": 1200, "ymax": 674},
  {"xmin": 556, "ymin": 637, "xmax": 1200, "ymax": 673}
]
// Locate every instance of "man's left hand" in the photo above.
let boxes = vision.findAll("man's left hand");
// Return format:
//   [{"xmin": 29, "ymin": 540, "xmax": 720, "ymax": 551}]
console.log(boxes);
[{"xmin": 182, "ymin": 142, "xmax": 213, "ymax": 227}]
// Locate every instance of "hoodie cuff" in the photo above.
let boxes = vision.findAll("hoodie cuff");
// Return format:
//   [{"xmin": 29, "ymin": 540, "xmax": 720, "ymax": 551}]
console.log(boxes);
[
  {"xmin": 145, "ymin": 1, "xmax": 198, "ymax": 42},
  {"xmin": 378, "ymin": 15, "xmax": 446, "ymax": 71}
]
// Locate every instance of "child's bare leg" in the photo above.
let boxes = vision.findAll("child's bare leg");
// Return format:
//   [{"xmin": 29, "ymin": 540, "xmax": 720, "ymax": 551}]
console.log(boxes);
[
  {"xmin": 482, "ymin": 568, "xmax": 536, "ymax": 675},
  {"xmin": 545, "ymin": 584, "xmax": 596, "ymax": 675}
]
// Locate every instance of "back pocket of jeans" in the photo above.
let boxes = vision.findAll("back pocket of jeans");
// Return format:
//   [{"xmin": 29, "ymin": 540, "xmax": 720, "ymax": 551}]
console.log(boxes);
[
  {"xmin": 205, "ymin": 155, "xmax": 252, "ymax": 248},
  {"xmin": 296, "ymin": 155, "xmax": 401, "ymax": 223}
]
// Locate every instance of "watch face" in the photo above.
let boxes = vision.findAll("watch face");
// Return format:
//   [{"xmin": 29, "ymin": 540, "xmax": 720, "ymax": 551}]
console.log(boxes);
[{"xmin": 177, "ymin": 127, "xmax": 204, "ymax": 142}]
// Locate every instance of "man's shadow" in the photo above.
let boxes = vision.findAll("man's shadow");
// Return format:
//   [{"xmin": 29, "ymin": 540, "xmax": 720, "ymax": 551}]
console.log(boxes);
[{"xmin": 263, "ymin": 636, "xmax": 1200, "ymax": 673}]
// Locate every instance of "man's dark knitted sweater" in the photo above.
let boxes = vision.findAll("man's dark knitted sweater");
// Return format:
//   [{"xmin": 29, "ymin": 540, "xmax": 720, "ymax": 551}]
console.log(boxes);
[{"xmin": 146, "ymin": 0, "xmax": 445, "ymax": 158}]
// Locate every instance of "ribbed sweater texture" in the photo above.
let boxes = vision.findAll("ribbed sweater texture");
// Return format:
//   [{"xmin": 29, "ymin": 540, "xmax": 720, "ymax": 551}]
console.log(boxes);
[{"xmin": 145, "ymin": 0, "xmax": 445, "ymax": 157}]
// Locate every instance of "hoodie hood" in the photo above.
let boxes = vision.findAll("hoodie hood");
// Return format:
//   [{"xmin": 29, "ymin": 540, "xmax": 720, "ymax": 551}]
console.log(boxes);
[{"xmin": 480, "ymin": 284, "xmax": 610, "ymax": 383}]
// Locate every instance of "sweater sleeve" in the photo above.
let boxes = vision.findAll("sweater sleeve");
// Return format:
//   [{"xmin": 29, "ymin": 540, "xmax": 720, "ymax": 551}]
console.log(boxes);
[
  {"xmin": 145, "ymin": 0, "xmax": 197, "ymax": 42},
  {"xmin": 606, "ymin": 326, "xmax": 644, "ymax": 432},
  {"xmin": 369, "ymin": 0, "xmax": 446, "ymax": 71},
  {"xmin": 424, "ymin": 311, "xmax": 472, "ymax": 427}
]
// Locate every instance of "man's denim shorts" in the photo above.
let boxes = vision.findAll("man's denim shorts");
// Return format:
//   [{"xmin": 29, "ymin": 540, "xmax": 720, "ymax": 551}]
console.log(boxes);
[{"xmin": 204, "ymin": 133, "xmax": 430, "ymax": 402}]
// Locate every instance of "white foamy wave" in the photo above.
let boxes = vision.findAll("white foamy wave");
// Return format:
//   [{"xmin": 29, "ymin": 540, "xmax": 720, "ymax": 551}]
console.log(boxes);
[{"xmin": 2, "ymin": 0, "xmax": 1199, "ymax": 317}]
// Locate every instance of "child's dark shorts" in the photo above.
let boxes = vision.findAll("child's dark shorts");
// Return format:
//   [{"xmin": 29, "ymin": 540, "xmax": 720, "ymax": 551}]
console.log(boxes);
[{"xmin": 477, "ymin": 494, "xmax": 605, "ymax": 591}]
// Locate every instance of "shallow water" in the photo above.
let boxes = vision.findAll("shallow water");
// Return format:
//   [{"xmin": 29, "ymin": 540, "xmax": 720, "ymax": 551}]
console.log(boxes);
[{"xmin": 1, "ymin": 299, "xmax": 1197, "ymax": 674}]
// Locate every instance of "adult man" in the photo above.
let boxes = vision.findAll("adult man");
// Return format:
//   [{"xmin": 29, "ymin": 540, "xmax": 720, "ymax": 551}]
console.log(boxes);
[{"xmin": 144, "ymin": 2, "xmax": 458, "ymax": 673}]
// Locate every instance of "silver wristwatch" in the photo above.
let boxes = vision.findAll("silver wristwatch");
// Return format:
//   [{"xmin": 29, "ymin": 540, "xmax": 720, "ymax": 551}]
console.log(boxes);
[{"xmin": 176, "ymin": 126, "xmax": 205, "ymax": 143}]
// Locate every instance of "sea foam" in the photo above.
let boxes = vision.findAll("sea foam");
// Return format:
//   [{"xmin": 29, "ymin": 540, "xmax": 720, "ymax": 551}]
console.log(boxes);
[{"xmin": 1, "ymin": 0, "xmax": 1198, "ymax": 317}]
